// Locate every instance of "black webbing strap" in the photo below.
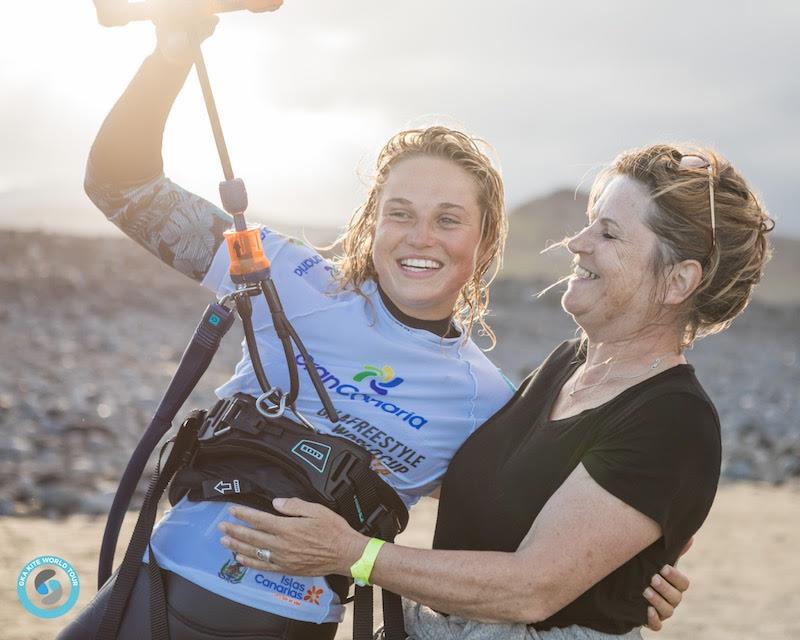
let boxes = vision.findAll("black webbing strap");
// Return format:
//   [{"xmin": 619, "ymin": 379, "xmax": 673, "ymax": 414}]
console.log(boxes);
[
  {"xmin": 148, "ymin": 543, "xmax": 170, "ymax": 639},
  {"xmin": 332, "ymin": 464, "xmax": 408, "ymax": 639},
  {"xmin": 353, "ymin": 585, "xmax": 374, "ymax": 640},
  {"xmin": 352, "ymin": 585, "xmax": 406, "ymax": 640},
  {"xmin": 351, "ymin": 474, "xmax": 408, "ymax": 640},
  {"xmin": 350, "ymin": 464, "xmax": 381, "ymax": 528},
  {"xmin": 332, "ymin": 457, "xmax": 382, "ymax": 528},
  {"xmin": 95, "ymin": 410, "xmax": 205, "ymax": 640},
  {"xmin": 381, "ymin": 589, "xmax": 406, "ymax": 640}
]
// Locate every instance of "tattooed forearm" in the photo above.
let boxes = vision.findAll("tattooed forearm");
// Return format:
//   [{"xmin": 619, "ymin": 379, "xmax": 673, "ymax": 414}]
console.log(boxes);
[{"xmin": 85, "ymin": 167, "xmax": 232, "ymax": 281}]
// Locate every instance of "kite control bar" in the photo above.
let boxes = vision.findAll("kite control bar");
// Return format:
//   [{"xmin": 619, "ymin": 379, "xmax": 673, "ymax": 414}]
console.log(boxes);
[{"xmin": 94, "ymin": 0, "xmax": 282, "ymax": 28}]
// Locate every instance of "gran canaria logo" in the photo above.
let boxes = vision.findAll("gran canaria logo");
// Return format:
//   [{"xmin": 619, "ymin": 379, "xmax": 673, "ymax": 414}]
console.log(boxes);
[
  {"xmin": 16, "ymin": 555, "xmax": 80, "ymax": 619},
  {"xmin": 353, "ymin": 365, "xmax": 404, "ymax": 396},
  {"xmin": 296, "ymin": 356, "xmax": 427, "ymax": 429}
]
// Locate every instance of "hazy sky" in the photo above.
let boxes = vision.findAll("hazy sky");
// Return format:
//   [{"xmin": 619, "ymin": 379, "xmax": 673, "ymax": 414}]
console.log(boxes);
[{"xmin": 1, "ymin": 1, "xmax": 798, "ymax": 236}]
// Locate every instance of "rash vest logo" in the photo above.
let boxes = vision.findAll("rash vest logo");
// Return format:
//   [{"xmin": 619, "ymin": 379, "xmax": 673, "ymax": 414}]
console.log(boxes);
[{"xmin": 353, "ymin": 365, "xmax": 404, "ymax": 396}]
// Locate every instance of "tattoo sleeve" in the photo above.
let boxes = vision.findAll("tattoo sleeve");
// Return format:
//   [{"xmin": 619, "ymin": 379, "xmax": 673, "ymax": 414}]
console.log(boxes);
[{"xmin": 85, "ymin": 163, "xmax": 232, "ymax": 282}]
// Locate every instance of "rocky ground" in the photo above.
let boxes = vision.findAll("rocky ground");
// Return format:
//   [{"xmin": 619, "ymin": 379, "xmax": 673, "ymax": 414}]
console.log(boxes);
[{"xmin": 1, "ymin": 229, "xmax": 798, "ymax": 518}]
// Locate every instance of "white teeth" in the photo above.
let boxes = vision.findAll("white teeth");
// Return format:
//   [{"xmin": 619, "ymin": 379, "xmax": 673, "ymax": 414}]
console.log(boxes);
[
  {"xmin": 573, "ymin": 265, "xmax": 599, "ymax": 280},
  {"xmin": 400, "ymin": 258, "xmax": 442, "ymax": 270}
]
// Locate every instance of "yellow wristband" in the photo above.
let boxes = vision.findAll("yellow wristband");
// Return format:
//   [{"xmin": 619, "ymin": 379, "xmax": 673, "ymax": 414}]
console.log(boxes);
[{"xmin": 350, "ymin": 538, "xmax": 385, "ymax": 587}]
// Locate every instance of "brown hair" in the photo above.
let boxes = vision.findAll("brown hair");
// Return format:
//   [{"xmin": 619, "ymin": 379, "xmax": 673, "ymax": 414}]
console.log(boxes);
[
  {"xmin": 589, "ymin": 143, "xmax": 774, "ymax": 349},
  {"xmin": 332, "ymin": 126, "xmax": 507, "ymax": 347}
]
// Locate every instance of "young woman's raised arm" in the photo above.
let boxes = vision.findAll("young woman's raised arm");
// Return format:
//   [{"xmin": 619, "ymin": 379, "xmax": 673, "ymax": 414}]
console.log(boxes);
[{"xmin": 85, "ymin": 18, "xmax": 232, "ymax": 281}]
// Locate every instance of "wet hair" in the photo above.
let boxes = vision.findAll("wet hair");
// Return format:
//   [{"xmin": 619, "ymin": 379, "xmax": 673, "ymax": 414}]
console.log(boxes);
[
  {"xmin": 590, "ymin": 143, "xmax": 774, "ymax": 349},
  {"xmin": 332, "ymin": 126, "xmax": 507, "ymax": 347}
]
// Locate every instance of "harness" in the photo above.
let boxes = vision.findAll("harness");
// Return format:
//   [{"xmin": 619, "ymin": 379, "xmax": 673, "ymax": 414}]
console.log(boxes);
[
  {"xmin": 94, "ymin": 7, "xmax": 411, "ymax": 639},
  {"xmin": 168, "ymin": 394, "xmax": 408, "ymax": 542},
  {"xmin": 95, "ymin": 394, "xmax": 410, "ymax": 640}
]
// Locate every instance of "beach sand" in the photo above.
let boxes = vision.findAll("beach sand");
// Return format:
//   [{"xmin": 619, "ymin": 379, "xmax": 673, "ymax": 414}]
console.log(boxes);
[{"xmin": 1, "ymin": 483, "xmax": 797, "ymax": 640}]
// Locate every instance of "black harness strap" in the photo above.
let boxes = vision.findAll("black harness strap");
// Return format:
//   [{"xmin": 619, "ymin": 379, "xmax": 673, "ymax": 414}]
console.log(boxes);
[
  {"xmin": 351, "ymin": 585, "xmax": 405, "ymax": 640},
  {"xmin": 148, "ymin": 543, "xmax": 170, "ymax": 639},
  {"xmin": 382, "ymin": 590, "xmax": 406, "ymax": 640},
  {"xmin": 353, "ymin": 585, "xmax": 373, "ymax": 640},
  {"xmin": 95, "ymin": 410, "xmax": 206, "ymax": 640}
]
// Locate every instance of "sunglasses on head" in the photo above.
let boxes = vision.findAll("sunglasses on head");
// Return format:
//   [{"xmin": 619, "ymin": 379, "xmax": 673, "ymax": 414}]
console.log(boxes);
[{"xmin": 678, "ymin": 153, "xmax": 717, "ymax": 252}]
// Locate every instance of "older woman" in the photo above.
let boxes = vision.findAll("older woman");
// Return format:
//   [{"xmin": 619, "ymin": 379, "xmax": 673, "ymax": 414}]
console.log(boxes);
[{"xmin": 220, "ymin": 144, "xmax": 773, "ymax": 638}]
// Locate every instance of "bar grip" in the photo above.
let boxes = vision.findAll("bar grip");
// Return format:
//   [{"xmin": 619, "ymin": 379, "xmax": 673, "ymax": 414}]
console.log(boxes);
[{"xmin": 94, "ymin": 0, "xmax": 282, "ymax": 28}]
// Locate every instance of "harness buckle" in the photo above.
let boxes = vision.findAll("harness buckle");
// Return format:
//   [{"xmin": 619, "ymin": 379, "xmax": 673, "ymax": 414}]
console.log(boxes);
[
  {"xmin": 359, "ymin": 504, "xmax": 393, "ymax": 538},
  {"xmin": 256, "ymin": 387, "xmax": 287, "ymax": 419},
  {"xmin": 207, "ymin": 398, "xmax": 241, "ymax": 439},
  {"xmin": 205, "ymin": 396, "xmax": 258, "ymax": 440},
  {"xmin": 211, "ymin": 423, "xmax": 232, "ymax": 438}
]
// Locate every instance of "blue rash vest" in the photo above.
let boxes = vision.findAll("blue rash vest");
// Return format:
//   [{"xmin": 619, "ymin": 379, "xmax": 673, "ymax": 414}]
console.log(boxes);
[{"xmin": 147, "ymin": 226, "xmax": 515, "ymax": 623}]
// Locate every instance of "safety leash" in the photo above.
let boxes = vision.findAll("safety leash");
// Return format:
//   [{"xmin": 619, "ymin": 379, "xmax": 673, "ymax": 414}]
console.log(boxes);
[
  {"xmin": 96, "ymin": 410, "xmax": 206, "ymax": 639},
  {"xmin": 98, "ymin": 304, "xmax": 234, "ymax": 588}
]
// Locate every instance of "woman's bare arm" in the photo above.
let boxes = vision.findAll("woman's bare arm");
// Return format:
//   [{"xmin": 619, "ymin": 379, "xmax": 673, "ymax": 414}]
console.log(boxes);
[
  {"xmin": 85, "ymin": 21, "xmax": 232, "ymax": 281},
  {"xmin": 219, "ymin": 463, "xmax": 663, "ymax": 624}
]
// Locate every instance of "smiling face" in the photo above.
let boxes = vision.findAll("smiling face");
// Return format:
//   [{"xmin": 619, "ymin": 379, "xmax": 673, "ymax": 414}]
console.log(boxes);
[
  {"xmin": 562, "ymin": 175, "xmax": 666, "ymax": 340},
  {"xmin": 372, "ymin": 155, "xmax": 484, "ymax": 320}
]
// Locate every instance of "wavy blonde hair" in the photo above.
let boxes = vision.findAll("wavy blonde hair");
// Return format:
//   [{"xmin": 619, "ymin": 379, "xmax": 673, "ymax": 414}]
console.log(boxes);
[
  {"xmin": 332, "ymin": 126, "xmax": 507, "ymax": 347},
  {"xmin": 591, "ymin": 143, "xmax": 774, "ymax": 350}
]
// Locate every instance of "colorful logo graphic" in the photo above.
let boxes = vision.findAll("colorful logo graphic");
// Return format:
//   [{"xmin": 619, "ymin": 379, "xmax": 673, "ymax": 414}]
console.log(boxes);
[
  {"xmin": 291, "ymin": 439, "xmax": 332, "ymax": 473},
  {"xmin": 304, "ymin": 586, "xmax": 324, "ymax": 605},
  {"xmin": 353, "ymin": 365, "xmax": 405, "ymax": 396},
  {"xmin": 16, "ymin": 556, "xmax": 80, "ymax": 619},
  {"xmin": 297, "ymin": 355, "xmax": 428, "ymax": 430},
  {"xmin": 218, "ymin": 554, "xmax": 248, "ymax": 584}
]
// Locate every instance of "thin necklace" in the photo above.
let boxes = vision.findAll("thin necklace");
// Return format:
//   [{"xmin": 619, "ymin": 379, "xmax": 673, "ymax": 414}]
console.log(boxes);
[{"xmin": 568, "ymin": 354, "xmax": 673, "ymax": 397}]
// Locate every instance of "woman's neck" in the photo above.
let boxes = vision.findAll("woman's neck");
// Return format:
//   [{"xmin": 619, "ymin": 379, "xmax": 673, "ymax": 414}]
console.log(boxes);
[
  {"xmin": 550, "ymin": 330, "xmax": 687, "ymax": 420},
  {"xmin": 581, "ymin": 330, "xmax": 685, "ymax": 380},
  {"xmin": 377, "ymin": 285, "xmax": 460, "ymax": 339}
]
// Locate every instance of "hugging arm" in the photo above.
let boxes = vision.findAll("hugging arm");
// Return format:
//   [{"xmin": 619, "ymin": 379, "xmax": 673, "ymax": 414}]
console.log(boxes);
[
  {"xmin": 372, "ymin": 463, "xmax": 660, "ymax": 622},
  {"xmin": 369, "ymin": 463, "xmax": 692, "ymax": 624},
  {"xmin": 85, "ymin": 23, "xmax": 232, "ymax": 282},
  {"xmin": 219, "ymin": 464, "xmax": 683, "ymax": 625}
]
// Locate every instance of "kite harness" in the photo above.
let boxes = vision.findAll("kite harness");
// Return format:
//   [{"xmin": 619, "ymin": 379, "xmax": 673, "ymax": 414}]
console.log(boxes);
[{"xmin": 93, "ymin": 4, "xmax": 409, "ymax": 639}]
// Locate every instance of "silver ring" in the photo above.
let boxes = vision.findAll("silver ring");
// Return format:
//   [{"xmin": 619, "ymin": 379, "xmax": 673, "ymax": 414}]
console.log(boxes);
[{"xmin": 255, "ymin": 548, "xmax": 271, "ymax": 563}]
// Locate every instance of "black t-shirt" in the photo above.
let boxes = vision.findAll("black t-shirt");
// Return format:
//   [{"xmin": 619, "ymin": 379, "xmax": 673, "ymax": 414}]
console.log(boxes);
[{"xmin": 433, "ymin": 340, "xmax": 721, "ymax": 634}]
